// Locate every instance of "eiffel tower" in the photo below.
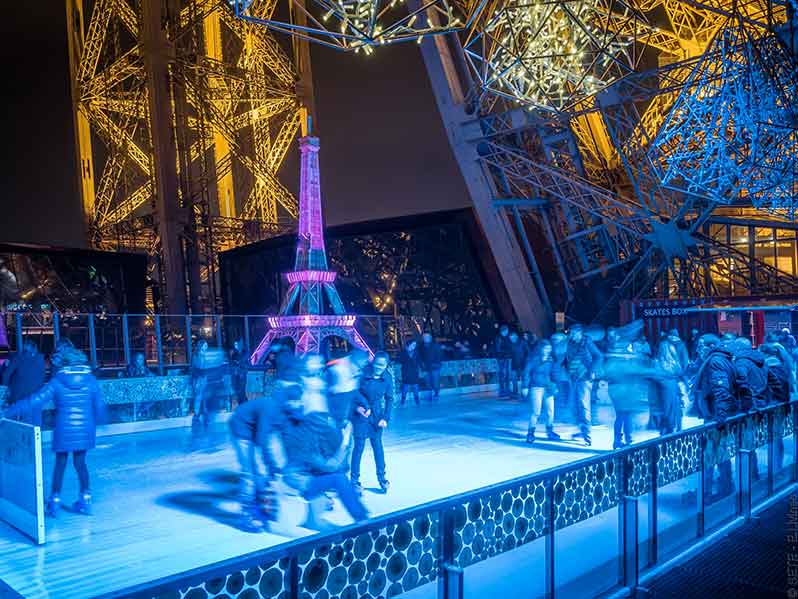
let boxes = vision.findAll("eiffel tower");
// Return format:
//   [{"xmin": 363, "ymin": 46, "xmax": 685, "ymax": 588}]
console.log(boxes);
[{"xmin": 250, "ymin": 124, "xmax": 373, "ymax": 362}]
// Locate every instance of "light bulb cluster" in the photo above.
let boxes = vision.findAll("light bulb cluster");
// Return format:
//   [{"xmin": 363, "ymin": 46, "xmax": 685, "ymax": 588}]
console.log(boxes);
[
  {"xmin": 465, "ymin": 0, "xmax": 643, "ymax": 111},
  {"xmin": 234, "ymin": 0, "xmax": 471, "ymax": 50}
]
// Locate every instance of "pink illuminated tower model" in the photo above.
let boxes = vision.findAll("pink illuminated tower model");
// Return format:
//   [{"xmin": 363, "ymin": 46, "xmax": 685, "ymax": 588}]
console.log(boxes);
[{"xmin": 250, "ymin": 129, "xmax": 372, "ymax": 362}]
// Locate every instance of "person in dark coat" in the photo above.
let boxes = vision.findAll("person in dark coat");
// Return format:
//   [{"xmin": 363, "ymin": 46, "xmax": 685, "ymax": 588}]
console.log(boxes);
[
  {"xmin": 732, "ymin": 338, "xmax": 770, "ymax": 412},
  {"xmin": 522, "ymin": 340, "xmax": 560, "ymax": 443},
  {"xmin": 692, "ymin": 334, "xmax": 737, "ymax": 500},
  {"xmin": 654, "ymin": 339, "xmax": 683, "ymax": 436},
  {"xmin": 228, "ymin": 394, "xmax": 281, "ymax": 531},
  {"xmin": 3, "ymin": 348, "xmax": 104, "ymax": 516},
  {"xmin": 327, "ymin": 349, "xmax": 369, "ymax": 427},
  {"xmin": 761, "ymin": 343, "xmax": 792, "ymax": 471},
  {"xmin": 398, "ymin": 340, "xmax": 422, "ymax": 406},
  {"xmin": 351, "ymin": 352, "xmax": 393, "ymax": 493},
  {"xmin": 123, "ymin": 352, "xmax": 154, "ymax": 378},
  {"xmin": 508, "ymin": 332, "xmax": 528, "ymax": 397},
  {"xmin": 493, "ymin": 325, "xmax": 513, "ymax": 397},
  {"xmin": 419, "ymin": 333, "xmax": 442, "ymax": 401},
  {"xmin": 281, "ymin": 355, "xmax": 368, "ymax": 527},
  {"xmin": 565, "ymin": 324, "xmax": 602, "ymax": 446},
  {"xmin": 1, "ymin": 339, "xmax": 46, "ymax": 404},
  {"xmin": 229, "ymin": 339, "xmax": 249, "ymax": 406}
]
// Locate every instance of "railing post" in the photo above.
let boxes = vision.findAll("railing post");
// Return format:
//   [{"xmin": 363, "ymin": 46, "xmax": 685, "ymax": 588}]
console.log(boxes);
[
  {"xmin": 122, "ymin": 314, "xmax": 131, "ymax": 366},
  {"xmin": 154, "ymin": 314, "xmax": 164, "ymax": 376},
  {"xmin": 648, "ymin": 445, "xmax": 658, "ymax": 566},
  {"xmin": 739, "ymin": 448, "xmax": 753, "ymax": 521},
  {"xmin": 622, "ymin": 495, "xmax": 640, "ymax": 592},
  {"xmin": 767, "ymin": 411, "xmax": 775, "ymax": 497},
  {"xmin": 697, "ymin": 435, "xmax": 705, "ymax": 538},
  {"xmin": 88, "ymin": 313, "xmax": 98, "ymax": 370},
  {"xmin": 53, "ymin": 311, "xmax": 60, "ymax": 345},
  {"xmin": 15, "ymin": 313, "xmax": 23, "ymax": 352},
  {"xmin": 243, "ymin": 315, "xmax": 251, "ymax": 355},
  {"xmin": 545, "ymin": 478, "xmax": 556, "ymax": 599},
  {"xmin": 438, "ymin": 507, "xmax": 463, "ymax": 599},
  {"xmin": 185, "ymin": 315, "xmax": 193, "ymax": 366}
]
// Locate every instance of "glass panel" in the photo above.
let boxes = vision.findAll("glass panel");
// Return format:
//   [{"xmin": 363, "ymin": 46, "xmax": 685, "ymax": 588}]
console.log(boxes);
[
  {"xmin": 754, "ymin": 241, "xmax": 775, "ymax": 267},
  {"xmin": 775, "ymin": 239, "xmax": 797, "ymax": 275},
  {"xmin": 94, "ymin": 314, "xmax": 126, "ymax": 371},
  {"xmin": 730, "ymin": 225, "xmax": 748, "ymax": 245},
  {"xmin": 464, "ymin": 537, "xmax": 546, "ymax": 599},
  {"xmin": 161, "ymin": 315, "xmax": 189, "ymax": 369},
  {"xmin": 703, "ymin": 455, "xmax": 738, "ymax": 532},
  {"xmin": 755, "ymin": 227, "xmax": 774, "ymax": 241},
  {"xmin": 555, "ymin": 507, "xmax": 620, "ymax": 598},
  {"xmin": 777, "ymin": 228, "xmax": 795, "ymax": 239},
  {"xmin": 657, "ymin": 472, "xmax": 700, "ymax": 563}
]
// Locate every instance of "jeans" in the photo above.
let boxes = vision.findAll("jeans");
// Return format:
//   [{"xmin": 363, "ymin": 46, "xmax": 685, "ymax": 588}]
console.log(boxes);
[
  {"xmin": 613, "ymin": 411, "xmax": 633, "ymax": 446},
  {"xmin": 571, "ymin": 379, "xmax": 593, "ymax": 434},
  {"xmin": 401, "ymin": 383, "xmax": 420, "ymax": 405},
  {"xmin": 305, "ymin": 472, "xmax": 368, "ymax": 521},
  {"xmin": 529, "ymin": 387, "xmax": 555, "ymax": 429},
  {"xmin": 424, "ymin": 369, "xmax": 441, "ymax": 399},
  {"xmin": 498, "ymin": 359, "xmax": 511, "ymax": 395},
  {"xmin": 231, "ymin": 437, "xmax": 270, "ymax": 504},
  {"xmin": 52, "ymin": 450, "xmax": 89, "ymax": 495},
  {"xmin": 351, "ymin": 432, "xmax": 386, "ymax": 484}
]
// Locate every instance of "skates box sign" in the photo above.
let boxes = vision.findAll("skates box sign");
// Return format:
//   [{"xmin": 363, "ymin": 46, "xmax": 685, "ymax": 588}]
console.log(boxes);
[
  {"xmin": 0, "ymin": 420, "xmax": 45, "ymax": 544},
  {"xmin": 640, "ymin": 306, "xmax": 690, "ymax": 318}
]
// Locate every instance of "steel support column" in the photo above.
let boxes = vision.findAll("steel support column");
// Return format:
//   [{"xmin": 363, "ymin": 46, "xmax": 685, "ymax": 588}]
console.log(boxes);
[{"xmin": 416, "ymin": 22, "xmax": 550, "ymax": 334}]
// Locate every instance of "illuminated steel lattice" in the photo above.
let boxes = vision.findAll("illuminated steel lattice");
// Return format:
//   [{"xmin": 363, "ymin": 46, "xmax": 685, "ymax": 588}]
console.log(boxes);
[
  {"xmin": 464, "ymin": 0, "xmax": 649, "ymax": 111},
  {"xmin": 649, "ymin": 20, "xmax": 798, "ymax": 215},
  {"xmin": 250, "ymin": 134, "xmax": 372, "ymax": 362},
  {"xmin": 233, "ymin": 0, "xmax": 475, "ymax": 51}
]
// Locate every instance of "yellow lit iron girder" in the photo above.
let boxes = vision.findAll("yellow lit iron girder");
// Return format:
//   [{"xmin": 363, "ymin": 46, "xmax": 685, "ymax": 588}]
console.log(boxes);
[{"xmin": 71, "ymin": 0, "xmax": 301, "ymax": 246}]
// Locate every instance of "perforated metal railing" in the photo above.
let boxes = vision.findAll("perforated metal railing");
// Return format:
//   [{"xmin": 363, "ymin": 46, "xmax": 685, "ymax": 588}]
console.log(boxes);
[{"xmin": 96, "ymin": 401, "xmax": 798, "ymax": 599}]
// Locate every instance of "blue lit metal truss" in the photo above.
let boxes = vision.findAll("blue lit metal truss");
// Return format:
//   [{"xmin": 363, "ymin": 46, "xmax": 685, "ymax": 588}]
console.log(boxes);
[{"xmin": 236, "ymin": 0, "xmax": 798, "ymax": 325}]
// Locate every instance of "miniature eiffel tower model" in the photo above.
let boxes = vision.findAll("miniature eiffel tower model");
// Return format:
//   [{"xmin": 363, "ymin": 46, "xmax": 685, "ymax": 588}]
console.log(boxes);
[{"xmin": 250, "ymin": 125, "xmax": 372, "ymax": 362}]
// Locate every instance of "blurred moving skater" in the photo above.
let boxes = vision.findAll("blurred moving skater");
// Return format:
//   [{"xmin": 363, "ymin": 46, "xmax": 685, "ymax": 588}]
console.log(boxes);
[
  {"xmin": 282, "ymin": 355, "xmax": 368, "ymax": 528},
  {"xmin": 191, "ymin": 340, "xmax": 227, "ymax": 448}
]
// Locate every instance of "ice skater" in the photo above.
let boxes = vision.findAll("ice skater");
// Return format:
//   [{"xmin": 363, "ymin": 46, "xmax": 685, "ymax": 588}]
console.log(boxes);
[
  {"xmin": 228, "ymin": 392, "xmax": 281, "ymax": 532},
  {"xmin": 351, "ymin": 352, "xmax": 393, "ymax": 493},
  {"xmin": 2, "ymin": 348, "xmax": 105, "ymax": 516},
  {"xmin": 522, "ymin": 340, "xmax": 561, "ymax": 443},
  {"xmin": 282, "ymin": 355, "xmax": 368, "ymax": 528}
]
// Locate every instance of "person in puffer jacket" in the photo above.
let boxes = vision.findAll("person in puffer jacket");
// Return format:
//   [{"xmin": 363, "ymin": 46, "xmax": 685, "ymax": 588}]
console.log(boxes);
[
  {"xmin": 3, "ymin": 348, "xmax": 105, "ymax": 516},
  {"xmin": 732, "ymin": 337, "xmax": 770, "ymax": 412}
]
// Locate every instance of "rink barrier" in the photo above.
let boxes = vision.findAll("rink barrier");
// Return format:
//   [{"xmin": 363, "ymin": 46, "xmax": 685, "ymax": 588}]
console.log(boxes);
[
  {"xmin": 94, "ymin": 400, "xmax": 798, "ymax": 599},
  {"xmin": 0, "ymin": 359, "xmax": 502, "ymax": 432}
]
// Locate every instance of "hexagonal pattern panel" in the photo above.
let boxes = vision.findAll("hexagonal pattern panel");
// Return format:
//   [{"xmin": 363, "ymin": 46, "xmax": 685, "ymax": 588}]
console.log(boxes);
[
  {"xmin": 155, "ymin": 559, "xmax": 290, "ymax": 599},
  {"xmin": 296, "ymin": 514, "xmax": 439, "ymax": 599},
  {"xmin": 553, "ymin": 459, "xmax": 618, "ymax": 530},
  {"xmin": 657, "ymin": 435, "xmax": 701, "ymax": 487},
  {"xmin": 624, "ymin": 448, "xmax": 651, "ymax": 496},
  {"xmin": 452, "ymin": 479, "xmax": 548, "ymax": 567}
]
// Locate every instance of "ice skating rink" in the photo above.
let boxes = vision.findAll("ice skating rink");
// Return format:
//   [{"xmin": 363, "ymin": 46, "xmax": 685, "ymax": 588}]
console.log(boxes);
[{"xmin": 0, "ymin": 392, "xmax": 701, "ymax": 599}]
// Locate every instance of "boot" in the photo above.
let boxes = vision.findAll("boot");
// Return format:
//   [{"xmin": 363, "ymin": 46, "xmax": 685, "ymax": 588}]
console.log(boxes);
[
  {"xmin": 546, "ymin": 427, "xmax": 561, "ymax": 441},
  {"xmin": 583, "ymin": 432, "xmax": 592, "ymax": 447},
  {"xmin": 526, "ymin": 427, "xmax": 536, "ymax": 444},
  {"xmin": 240, "ymin": 502, "xmax": 267, "ymax": 533},
  {"xmin": 379, "ymin": 479, "xmax": 391, "ymax": 493},
  {"xmin": 45, "ymin": 495, "xmax": 61, "ymax": 518},
  {"xmin": 73, "ymin": 493, "xmax": 92, "ymax": 515},
  {"xmin": 351, "ymin": 479, "xmax": 363, "ymax": 494},
  {"xmin": 613, "ymin": 438, "xmax": 623, "ymax": 450}
]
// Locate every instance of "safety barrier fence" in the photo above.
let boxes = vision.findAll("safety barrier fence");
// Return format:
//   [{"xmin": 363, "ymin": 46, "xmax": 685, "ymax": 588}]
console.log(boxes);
[
  {"xmin": 95, "ymin": 401, "xmax": 798, "ymax": 599},
  {"xmin": 1, "ymin": 312, "xmax": 474, "ymax": 373}
]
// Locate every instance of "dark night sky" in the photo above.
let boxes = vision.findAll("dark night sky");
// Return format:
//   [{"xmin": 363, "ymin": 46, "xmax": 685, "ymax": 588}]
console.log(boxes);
[{"xmin": 0, "ymin": 4, "xmax": 469, "ymax": 249}]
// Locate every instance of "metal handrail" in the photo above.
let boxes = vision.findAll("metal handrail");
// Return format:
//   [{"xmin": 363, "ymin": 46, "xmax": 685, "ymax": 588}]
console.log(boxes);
[{"xmin": 95, "ymin": 399, "xmax": 798, "ymax": 599}]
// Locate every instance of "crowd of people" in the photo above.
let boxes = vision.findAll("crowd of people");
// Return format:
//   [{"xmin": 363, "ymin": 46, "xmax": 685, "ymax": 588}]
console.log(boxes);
[{"xmin": 1, "ymin": 321, "xmax": 796, "ymax": 529}]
